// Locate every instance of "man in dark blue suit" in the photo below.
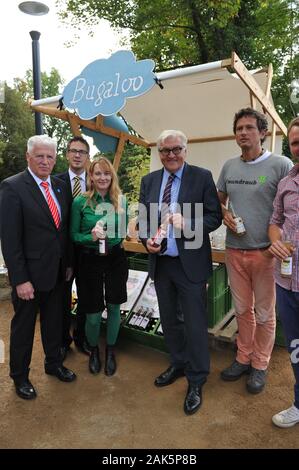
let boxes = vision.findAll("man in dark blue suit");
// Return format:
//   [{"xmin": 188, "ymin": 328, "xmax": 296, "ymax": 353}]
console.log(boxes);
[
  {"xmin": 139, "ymin": 130, "xmax": 222, "ymax": 415},
  {"xmin": 56, "ymin": 136, "xmax": 90, "ymax": 358},
  {"xmin": 0, "ymin": 135, "xmax": 76, "ymax": 400}
]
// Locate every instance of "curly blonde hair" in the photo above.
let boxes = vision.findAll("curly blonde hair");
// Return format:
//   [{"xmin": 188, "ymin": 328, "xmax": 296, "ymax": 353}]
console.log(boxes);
[{"xmin": 84, "ymin": 157, "xmax": 123, "ymax": 212}]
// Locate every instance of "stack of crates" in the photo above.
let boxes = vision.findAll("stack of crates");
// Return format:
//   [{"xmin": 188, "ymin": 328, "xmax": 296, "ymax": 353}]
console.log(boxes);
[
  {"xmin": 127, "ymin": 255, "xmax": 232, "ymax": 333},
  {"xmin": 207, "ymin": 264, "xmax": 231, "ymax": 328}
]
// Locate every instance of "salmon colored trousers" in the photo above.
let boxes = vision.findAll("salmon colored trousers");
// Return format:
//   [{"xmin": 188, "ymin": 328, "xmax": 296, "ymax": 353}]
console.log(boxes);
[{"xmin": 226, "ymin": 248, "xmax": 276, "ymax": 370}]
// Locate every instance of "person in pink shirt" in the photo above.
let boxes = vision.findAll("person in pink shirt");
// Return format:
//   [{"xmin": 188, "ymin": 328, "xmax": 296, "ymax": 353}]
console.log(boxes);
[{"xmin": 269, "ymin": 116, "xmax": 299, "ymax": 428}]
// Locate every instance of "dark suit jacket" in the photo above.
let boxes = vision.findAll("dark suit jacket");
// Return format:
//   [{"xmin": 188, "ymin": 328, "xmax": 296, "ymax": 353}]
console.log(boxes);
[
  {"xmin": 55, "ymin": 171, "xmax": 88, "ymax": 198},
  {"xmin": 0, "ymin": 169, "xmax": 72, "ymax": 291},
  {"xmin": 139, "ymin": 163, "xmax": 222, "ymax": 283}
]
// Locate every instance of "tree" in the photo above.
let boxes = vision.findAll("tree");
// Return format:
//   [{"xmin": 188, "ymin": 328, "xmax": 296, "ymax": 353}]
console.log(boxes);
[
  {"xmin": 0, "ymin": 84, "xmax": 34, "ymax": 181},
  {"xmin": 58, "ymin": 0, "xmax": 299, "ymax": 125},
  {"xmin": 15, "ymin": 68, "xmax": 73, "ymax": 162}
]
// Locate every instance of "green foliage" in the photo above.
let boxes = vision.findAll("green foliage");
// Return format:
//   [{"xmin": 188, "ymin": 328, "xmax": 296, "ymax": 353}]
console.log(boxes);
[
  {"xmin": 15, "ymin": 68, "xmax": 73, "ymax": 158},
  {"xmin": 0, "ymin": 84, "xmax": 34, "ymax": 181},
  {"xmin": 58, "ymin": 0, "xmax": 299, "ymax": 127},
  {"xmin": 103, "ymin": 142, "xmax": 150, "ymax": 203}
]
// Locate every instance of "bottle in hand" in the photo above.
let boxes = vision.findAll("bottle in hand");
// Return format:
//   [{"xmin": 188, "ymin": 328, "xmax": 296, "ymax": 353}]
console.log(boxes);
[
  {"xmin": 151, "ymin": 223, "xmax": 166, "ymax": 247},
  {"xmin": 281, "ymin": 240, "xmax": 293, "ymax": 278},
  {"xmin": 228, "ymin": 201, "xmax": 246, "ymax": 236},
  {"xmin": 96, "ymin": 220, "xmax": 108, "ymax": 256}
]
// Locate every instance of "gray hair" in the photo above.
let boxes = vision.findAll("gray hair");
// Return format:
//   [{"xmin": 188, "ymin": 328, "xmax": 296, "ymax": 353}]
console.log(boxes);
[
  {"xmin": 27, "ymin": 135, "xmax": 57, "ymax": 154},
  {"xmin": 157, "ymin": 130, "xmax": 188, "ymax": 149}
]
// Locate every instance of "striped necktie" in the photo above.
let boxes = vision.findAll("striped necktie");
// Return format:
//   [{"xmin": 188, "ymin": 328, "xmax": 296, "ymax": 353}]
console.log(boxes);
[
  {"xmin": 72, "ymin": 176, "xmax": 82, "ymax": 199},
  {"xmin": 160, "ymin": 173, "xmax": 175, "ymax": 253},
  {"xmin": 40, "ymin": 181, "xmax": 61, "ymax": 229}
]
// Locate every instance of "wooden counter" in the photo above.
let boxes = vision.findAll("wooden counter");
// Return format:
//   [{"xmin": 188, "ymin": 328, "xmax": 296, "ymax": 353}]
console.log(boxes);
[{"xmin": 123, "ymin": 240, "xmax": 226, "ymax": 264}]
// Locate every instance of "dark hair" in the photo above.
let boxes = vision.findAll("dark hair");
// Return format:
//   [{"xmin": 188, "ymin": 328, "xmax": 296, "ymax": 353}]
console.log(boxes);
[
  {"xmin": 287, "ymin": 117, "xmax": 299, "ymax": 136},
  {"xmin": 233, "ymin": 108, "xmax": 268, "ymax": 143},
  {"xmin": 67, "ymin": 136, "xmax": 90, "ymax": 153}
]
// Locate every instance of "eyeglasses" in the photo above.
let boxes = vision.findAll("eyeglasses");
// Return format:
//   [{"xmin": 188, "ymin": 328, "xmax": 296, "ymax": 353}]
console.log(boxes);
[
  {"xmin": 158, "ymin": 146, "xmax": 185, "ymax": 156},
  {"xmin": 68, "ymin": 148, "xmax": 89, "ymax": 156}
]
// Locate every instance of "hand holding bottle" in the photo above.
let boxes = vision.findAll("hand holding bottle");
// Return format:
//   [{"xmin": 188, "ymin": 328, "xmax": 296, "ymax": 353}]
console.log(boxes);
[
  {"xmin": 223, "ymin": 208, "xmax": 237, "ymax": 232},
  {"xmin": 268, "ymin": 239, "xmax": 295, "ymax": 261},
  {"xmin": 92, "ymin": 220, "xmax": 106, "ymax": 240}
]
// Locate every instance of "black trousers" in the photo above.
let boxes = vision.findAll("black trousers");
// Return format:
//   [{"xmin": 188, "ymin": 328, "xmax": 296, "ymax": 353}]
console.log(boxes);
[
  {"xmin": 62, "ymin": 245, "xmax": 86, "ymax": 347},
  {"xmin": 154, "ymin": 256, "xmax": 209, "ymax": 385},
  {"xmin": 10, "ymin": 281, "xmax": 63, "ymax": 383}
]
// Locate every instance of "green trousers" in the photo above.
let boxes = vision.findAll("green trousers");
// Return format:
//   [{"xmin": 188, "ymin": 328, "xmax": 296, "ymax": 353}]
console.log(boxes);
[{"xmin": 85, "ymin": 303, "xmax": 121, "ymax": 347}]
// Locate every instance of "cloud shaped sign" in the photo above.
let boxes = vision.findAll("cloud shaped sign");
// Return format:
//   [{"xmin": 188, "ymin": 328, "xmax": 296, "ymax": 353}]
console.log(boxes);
[{"xmin": 63, "ymin": 50, "xmax": 156, "ymax": 119}]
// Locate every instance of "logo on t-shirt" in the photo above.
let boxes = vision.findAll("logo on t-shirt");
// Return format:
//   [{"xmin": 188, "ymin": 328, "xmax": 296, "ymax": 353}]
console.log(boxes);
[{"xmin": 258, "ymin": 176, "xmax": 267, "ymax": 184}]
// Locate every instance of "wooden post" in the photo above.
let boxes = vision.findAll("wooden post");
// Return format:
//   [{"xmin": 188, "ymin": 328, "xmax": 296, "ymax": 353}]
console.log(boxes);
[
  {"xmin": 113, "ymin": 134, "xmax": 126, "ymax": 171},
  {"xmin": 231, "ymin": 52, "xmax": 287, "ymax": 136}
]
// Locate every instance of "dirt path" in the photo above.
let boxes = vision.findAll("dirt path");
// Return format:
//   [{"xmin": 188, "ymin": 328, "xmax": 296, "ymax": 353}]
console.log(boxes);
[{"xmin": 0, "ymin": 299, "xmax": 298, "ymax": 449}]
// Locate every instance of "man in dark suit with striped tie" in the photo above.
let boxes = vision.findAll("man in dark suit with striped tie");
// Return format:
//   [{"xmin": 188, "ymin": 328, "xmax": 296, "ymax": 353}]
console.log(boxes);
[
  {"xmin": 139, "ymin": 130, "xmax": 222, "ymax": 415},
  {"xmin": 0, "ymin": 135, "xmax": 76, "ymax": 400},
  {"xmin": 56, "ymin": 136, "xmax": 90, "ymax": 358}
]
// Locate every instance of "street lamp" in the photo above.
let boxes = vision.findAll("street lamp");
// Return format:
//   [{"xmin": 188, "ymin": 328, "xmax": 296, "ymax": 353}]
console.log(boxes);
[{"xmin": 18, "ymin": 2, "xmax": 49, "ymax": 135}]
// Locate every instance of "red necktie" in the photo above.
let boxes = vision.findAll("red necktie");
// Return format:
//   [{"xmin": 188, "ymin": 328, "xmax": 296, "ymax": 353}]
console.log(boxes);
[{"xmin": 40, "ymin": 181, "xmax": 61, "ymax": 229}]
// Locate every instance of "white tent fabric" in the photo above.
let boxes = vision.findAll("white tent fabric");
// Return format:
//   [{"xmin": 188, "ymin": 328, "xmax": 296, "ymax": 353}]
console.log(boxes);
[{"xmin": 121, "ymin": 67, "xmax": 282, "ymax": 178}]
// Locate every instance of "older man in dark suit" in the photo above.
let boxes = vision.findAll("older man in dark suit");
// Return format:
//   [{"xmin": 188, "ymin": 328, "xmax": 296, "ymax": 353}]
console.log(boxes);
[
  {"xmin": 56, "ymin": 136, "xmax": 90, "ymax": 358},
  {"xmin": 0, "ymin": 135, "xmax": 76, "ymax": 400},
  {"xmin": 139, "ymin": 130, "xmax": 222, "ymax": 415}
]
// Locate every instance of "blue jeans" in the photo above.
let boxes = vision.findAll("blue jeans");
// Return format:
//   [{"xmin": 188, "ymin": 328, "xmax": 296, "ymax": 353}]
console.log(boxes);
[{"xmin": 276, "ymin": 284, "xmax": 299, "ymax": 409}]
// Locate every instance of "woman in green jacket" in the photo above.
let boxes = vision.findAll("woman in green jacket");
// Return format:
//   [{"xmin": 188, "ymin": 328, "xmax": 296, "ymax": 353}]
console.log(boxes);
[{"xmin": 71, "ymin": 157, "xmax": 128, "ymax": 376}]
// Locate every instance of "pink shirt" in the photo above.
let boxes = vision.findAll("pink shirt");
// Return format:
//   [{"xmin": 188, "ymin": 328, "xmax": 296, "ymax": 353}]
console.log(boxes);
[{"xmin": 270, "ymin": 163, "xmax": 299, "ymax": 291}]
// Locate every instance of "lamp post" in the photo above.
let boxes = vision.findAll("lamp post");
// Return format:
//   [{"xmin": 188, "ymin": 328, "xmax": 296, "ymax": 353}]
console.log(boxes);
[{"xmin": 18, "ymin": 2, "xmax": 49, "ymax": 135}]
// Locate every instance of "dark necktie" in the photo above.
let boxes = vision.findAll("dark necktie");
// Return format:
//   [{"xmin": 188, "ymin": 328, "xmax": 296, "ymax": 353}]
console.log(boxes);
[
  {"xmin": 40, "ymin": 181, "xmax": 60, "ymax": 229},
  {"xmin": 160, "ymin": 173, "xmax": 175, "ymax": 254},
  {"xmin": 72, "ymin": 176, "xmax": 82, "ymax": 199}
]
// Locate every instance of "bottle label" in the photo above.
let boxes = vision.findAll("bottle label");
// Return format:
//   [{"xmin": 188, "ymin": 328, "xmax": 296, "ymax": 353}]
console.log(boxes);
[
  {"xmin": 281, "ymin": 257, "xmax": 292, "ymax": 277},
  {"xmin": 235, "ymin": 217, "xmax": 246, "ymax": 235},
  {"xmin": 152, "ymin": 227, "xmax": 165, "ymax": 246},
  {"xmin": 98, "ymin": 238, "xmax": 107, "ymax": 255}
]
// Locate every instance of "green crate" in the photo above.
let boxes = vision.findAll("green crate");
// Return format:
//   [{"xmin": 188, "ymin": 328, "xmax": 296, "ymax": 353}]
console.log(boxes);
[
  {"xmin": 207, "ymin": 264, "xmax": 227, "ymax": 300},
  {"xmin": 127, "ymin": 253, "xmax": 149, "ymax": 272},
  {"xmin": 120, "ymin": 320, "xmax": 167, "ymax": 352},
  {"xmin": 207, "ymin": 288, "xmax": 228, "ymax": 328},
  {"xmin": 275, "ymin": 320, "xmax": 286, "ymax": 347}
]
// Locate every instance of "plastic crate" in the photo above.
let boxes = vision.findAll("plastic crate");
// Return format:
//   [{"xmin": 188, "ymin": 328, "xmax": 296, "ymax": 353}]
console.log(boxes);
[
  {"xmin": 207, "ymin": 288, "xmax": 228, "ymax": 328},
  {"xmin": 121, "ymin": 313, "xmax": 167, "ymax": 352},
  {"xmin": 127, "ymin": 253, "xmax": 149, "ymax": 272},
  {"xmin": 207, "ymin": 264, "xmax": 227, "ymax": 300}
]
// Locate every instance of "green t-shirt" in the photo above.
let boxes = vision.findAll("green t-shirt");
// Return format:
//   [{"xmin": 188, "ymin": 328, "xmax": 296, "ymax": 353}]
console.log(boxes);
[{"xmin": 70, "ymin": 192, "xmax": 128, "ymax": 249}]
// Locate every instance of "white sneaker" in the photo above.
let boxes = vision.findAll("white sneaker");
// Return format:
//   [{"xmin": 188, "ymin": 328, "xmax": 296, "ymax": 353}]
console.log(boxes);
[{"xmin": 272, "ymin": 405, "xmax": 299, "ymax": 428}]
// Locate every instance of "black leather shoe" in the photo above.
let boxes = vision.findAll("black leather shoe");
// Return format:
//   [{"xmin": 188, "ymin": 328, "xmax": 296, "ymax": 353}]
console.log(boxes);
[
  {"xmin": 45, "ymin": 366, "xmax": 77, "ymax": 382},
  {"xmin": 184, "ymin": 383, "xmax": 202, "ymax": 415},
  {"xmin": 89, "ymin": 346, "xmax": 101, "ymax": 374},
  {"xmin": 105, "ymin": 345, "xmax": 116, "ymax": 376},
  {"xmin": 75, "ymin": 340, "xmax": 91, "ymax": 356},
  {"xmin": 14, "ymin": 379, "xmax": 37, "ymax": 400},
  {"xmin": 154, "ymin": 365, "xmax": 185, "ymax": 387}
]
